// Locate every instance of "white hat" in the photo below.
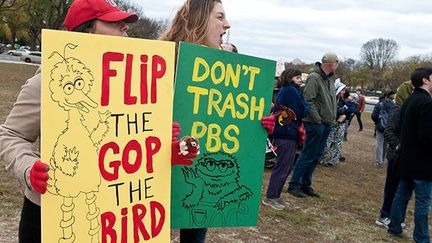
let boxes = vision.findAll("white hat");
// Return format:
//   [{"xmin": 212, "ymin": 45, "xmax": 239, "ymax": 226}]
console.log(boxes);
[{"xmin": 334, "ymin": 78, "xmax": 346, "ymax": 95}]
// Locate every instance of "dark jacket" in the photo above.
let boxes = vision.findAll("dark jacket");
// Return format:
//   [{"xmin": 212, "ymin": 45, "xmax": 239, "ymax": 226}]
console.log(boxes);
[
  {"xmin": 397, "ymin": 88, "xmax": 432, "ymax": 181},
  {"xmin": 371, "ymin": 99, "xmax": 395, "ymax": 131},
  {"xmin": 336, "ymin": 98, "xmax": 357, "ymax": 121},
  {"xmin": 302, "ymin": 63, "xmax": 337, "ymax": 125},
  {"xmin": 273, "ymin": 82, "xmax": 309, "ymax": 140},
  {"xmin": 383, "ymin": 106, "xmax": 401, "ymax": 160}
]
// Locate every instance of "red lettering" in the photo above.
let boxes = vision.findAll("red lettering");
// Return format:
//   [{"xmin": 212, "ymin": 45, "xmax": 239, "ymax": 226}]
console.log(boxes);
[
  {"xmin": 101, "ymin": 202, "xmax": 166, "ymax": 242},
  {"xmin": 124, "ymin": 54, "xmax": 136, "ymax": 105},
  {"xmin": 121, "ymin": 208, "xmax": 128, "ymax": 243},
  {"xmin": 99, "ymin": 141, "xmax": 121, "ymax": 181},
  {"xmin": 145, "ymin": 136, "xmax": 161, "ymax": 173},
  {"xmin": 140, "ymin": 55, "xmax": 148, "ymax": 104},
  {"xmin": 122, "ymin": 140, "xmax": 142, "ymax": 174},
  {"xmin": 150, "ymin": 201, "xmax": 165, "ymax": 238},
  {"xmin": 99, "ymin": 137, "xmax": 161, "ymax": 181},
  {"xmin": 101, "ymin": 211, "xmax": 117, "ymax": 243},
  {"xmin": 150, "ymin": 55, "xmax": 166, "ymax": 104},
  {"xmin": 132, "ymin": 204, "xmax": 150, "ymax": 242},
  {"xmin": 102, "ymin": 52, "xmax": 124, "ymax": 106}
]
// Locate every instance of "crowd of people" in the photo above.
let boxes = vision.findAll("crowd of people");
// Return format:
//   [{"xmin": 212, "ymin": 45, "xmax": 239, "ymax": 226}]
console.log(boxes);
[
  {"xmin": 0, "ymin": 0, "xmax": 431, "ymax": 242},
  {"xmin": 265, "ymin": 52, "xmax": 432, "ymax": 243}
]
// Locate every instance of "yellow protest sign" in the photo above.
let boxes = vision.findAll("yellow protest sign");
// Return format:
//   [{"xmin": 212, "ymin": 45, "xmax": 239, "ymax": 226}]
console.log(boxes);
[{"xmin": 41, "ymin": 29, "xmax": 175, "ymax": 243}]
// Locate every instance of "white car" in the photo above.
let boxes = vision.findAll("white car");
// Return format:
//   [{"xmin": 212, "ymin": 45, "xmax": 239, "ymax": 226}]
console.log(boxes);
[
  {"xmin": 20, "ymin": 51, "xmax": 41, "ymax": 64},
  {"xmin": 8, "ymin": 49, "xmax": 31, "ymax": 56},
  {"xmin": 365, "ymin": 96, "xmax": 380, "ymax": 105}
]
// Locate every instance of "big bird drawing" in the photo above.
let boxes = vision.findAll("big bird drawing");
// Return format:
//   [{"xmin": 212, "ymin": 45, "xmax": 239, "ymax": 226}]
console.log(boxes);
[{"xmin": 47, "ymin": 43, "xmax": 110, "ymax": 243}]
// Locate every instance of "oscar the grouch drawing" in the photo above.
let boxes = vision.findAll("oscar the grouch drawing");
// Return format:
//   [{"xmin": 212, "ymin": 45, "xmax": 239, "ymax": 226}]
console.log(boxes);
[{"xmin": 182, "ymin": 151, "xmax": 253, "ymax": 226}]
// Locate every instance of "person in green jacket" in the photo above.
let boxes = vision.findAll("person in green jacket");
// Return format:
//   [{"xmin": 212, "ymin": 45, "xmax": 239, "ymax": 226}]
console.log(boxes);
[{"xmin": 288, "ymin": 52, "xmax": 338, "ymax": 198}]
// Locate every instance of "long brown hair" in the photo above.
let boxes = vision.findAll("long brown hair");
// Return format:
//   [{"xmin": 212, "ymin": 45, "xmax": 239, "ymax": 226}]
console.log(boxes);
[
  {"xmin": 280, "ymin": 68, "xmax": 302, "ymax": 85},
  {"xmin": 159, "ymin": 0, "xmax": 221, "ymax": 47}
]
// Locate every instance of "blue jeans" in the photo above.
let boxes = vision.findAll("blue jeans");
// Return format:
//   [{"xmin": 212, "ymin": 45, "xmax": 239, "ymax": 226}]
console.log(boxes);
[
  {"xmin": 288, "ymin": 122, "xmax": 331, "ymax": 189},
  {"xmin": 388, "ymin": 178, "xmax": 432, "ymax": 243},
  {"xmin": 266, "ymin": 139, "xmax": 297, "ymax": 199},
  {"xmin": 180, "ymin": 228, "xmax": 207, "ymax": 243}
]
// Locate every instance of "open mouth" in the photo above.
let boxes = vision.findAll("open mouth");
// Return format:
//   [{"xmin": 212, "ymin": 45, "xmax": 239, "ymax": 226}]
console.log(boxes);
[
  {"xmin": 219, "ymin": 32, "xmax": 226, "ymax": 45},
  {"xmin": 65, "ymin": 100, "xmax": 90, "ymax": 113}
]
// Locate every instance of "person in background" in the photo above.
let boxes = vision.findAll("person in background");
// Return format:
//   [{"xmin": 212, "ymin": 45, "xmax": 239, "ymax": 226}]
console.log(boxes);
[
  {"xmin": 371, "ymin": 91, "xmax": 395, "ymax": 167},
  {"xmin": 287, "ymin": 52, "xmax": 338, "ymax": 198},
  {"xmin": 375, "ymin": 81, "xmax": 413, "ymax": 228},
  {"xmin": 160, "ymin": 0, "xmax": 274, "ymax": 241},
  {"xmin": 354, "ymin": 88, "xmax": 365, "ymax": 131},
  {"xmin": 321, "ymin": 80, "xmax": 356, "ymax": 166},
  {"xmin": 387, "ymin": 67, "xmax": 432, "ymax": 242},
  {"xmin": 221, "ymin": 42, "xmax": 238, "ymax": 53},
  {"xmin": 262, "ymin": 68, "xmax": 309, "ymax": 210}
]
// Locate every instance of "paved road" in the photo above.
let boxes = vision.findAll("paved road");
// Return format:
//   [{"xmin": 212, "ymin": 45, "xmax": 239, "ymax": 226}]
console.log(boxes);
[
  {"xmin": 0, "ymin": 53, "xmax": 20, "ymax": 62},
  {"xmin": 0, "ymin": 53, "xmax": 39, "ymax": 66},
  {"xmin": 364, "ymin": 103, "xmax": 375, "ymax": 113}
]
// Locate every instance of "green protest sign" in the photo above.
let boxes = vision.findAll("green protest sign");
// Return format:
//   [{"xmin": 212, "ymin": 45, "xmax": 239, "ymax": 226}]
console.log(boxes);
[{"xmin": 171, "ymin": 42, "xmax": 275, "ymax": 228}]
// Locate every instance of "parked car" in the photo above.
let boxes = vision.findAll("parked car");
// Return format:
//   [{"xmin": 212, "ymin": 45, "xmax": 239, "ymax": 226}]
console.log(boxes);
[
  {"xmin": 20, "ymin": 51, "xmax": 41, "ymax": 64},
  {"xmin": 8, "ymin": 49, "xmax": 31, "ymax": 56},
  {"xmin": 365, "ymin": 96, "xmax": 380, "ymax": 105}
]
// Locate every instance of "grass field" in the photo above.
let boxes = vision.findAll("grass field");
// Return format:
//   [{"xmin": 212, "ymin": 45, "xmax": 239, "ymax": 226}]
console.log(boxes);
[
  {"xmin": 0, "ymin": 63, "xmax": 39, "ymax": 242},
  {"xmin": 0, "ymin": 62, "xmax": 425, "ymax": 242}
]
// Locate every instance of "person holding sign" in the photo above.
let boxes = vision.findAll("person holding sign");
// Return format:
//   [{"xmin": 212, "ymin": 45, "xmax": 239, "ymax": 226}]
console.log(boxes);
[
  {"xmin": 160, "ymin": 0, "xmax": 275, "ymax": 242},
  {"xmin": 262, "ymin": 68, "xmax": 309, "ymax": 210},
  {"xmin": 0, "ymin": 0, "xmax": 197, "ymax": 242}
]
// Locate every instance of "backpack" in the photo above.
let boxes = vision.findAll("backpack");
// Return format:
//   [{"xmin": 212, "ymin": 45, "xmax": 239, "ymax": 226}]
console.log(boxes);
[{"xmin": 376, "ymin": 104, "xmax": 391, "ymax": 132}]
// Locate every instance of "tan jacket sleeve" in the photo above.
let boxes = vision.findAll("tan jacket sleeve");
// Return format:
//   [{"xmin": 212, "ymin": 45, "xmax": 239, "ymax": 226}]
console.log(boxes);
[{"xmin": 0, "ymin": 73, "xmax": 41, "ymax": 191}]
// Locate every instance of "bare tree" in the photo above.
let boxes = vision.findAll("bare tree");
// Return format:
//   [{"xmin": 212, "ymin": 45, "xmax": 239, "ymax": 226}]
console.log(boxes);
[
  {"xmin": 113, "ymin": 0, "xmax": 167, "ymax": 39},
  {"xmin": 26, "ymin": 0, "xmax": 71, "ymax": 49},
  {"xmin": 128, "ymin": 17, "xmax": 167, "ymax": 40},
  {"xmin": 2, "ymin": 3, "xmax": 27, "ymax": 47},
  {"xmin": 335, "ymin": 58, "xmax": 356, "ymax": 88},
  {"xmin": 360, "ymin": 38, "xmax": 399, "ymax": 89}
]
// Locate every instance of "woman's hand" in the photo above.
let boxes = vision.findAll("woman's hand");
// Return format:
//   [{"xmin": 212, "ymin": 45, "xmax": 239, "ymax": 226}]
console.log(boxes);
[{"xmin": 261, "ymin": 115, "xmax": 275, "ymax": 134}]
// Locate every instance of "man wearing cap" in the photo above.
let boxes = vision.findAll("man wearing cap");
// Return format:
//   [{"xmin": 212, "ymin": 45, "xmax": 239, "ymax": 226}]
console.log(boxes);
[{"xmin": 287, "ymin": 52, "xmax": 339, "ymax": 198}]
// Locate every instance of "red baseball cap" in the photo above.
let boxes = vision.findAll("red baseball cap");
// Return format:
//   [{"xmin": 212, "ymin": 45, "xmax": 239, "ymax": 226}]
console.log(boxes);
[{"xmin": 64, "ymin": 0, "xmax": 139, "ymax": 31}]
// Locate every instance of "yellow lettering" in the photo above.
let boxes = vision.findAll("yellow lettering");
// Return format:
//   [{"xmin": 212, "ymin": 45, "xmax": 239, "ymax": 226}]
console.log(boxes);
[
  {"xmin": 222, "ymin": 124, "xmax": 240, "ymax": 153},
  {"xmin": 208, "ymin": 88, "xmax": 223, "ymax": 117},
  {"xmin": 250, "ymin": 97, "xmax": 265, "ymax": 120},
  {"xmin": 225, "ymin": 64, "xmax": 240, "ymax": 88},
  {"xmin": 210, "ymin": 61, "xmax": 225, "ymax": 85},
  {"xmin": 207, "ymin": 124, "xmax": 221, "ymax": 152},
  {"xmin": 187, "ymin": 86, "xmax": 209, "ymax": 114},
  {"xmin": 191, "ymin": 121, "xmax": 207, "ymax": 139},
  {"xmin": 247, "ymin": 66, "xmax": 260, "ymax": 90},
  {"xmin": 192, "ymin": 57, "xmax": 209, "ymax": 82},
  {"xmin": 235, "ymin": 93, "xmax": 249, "ymax": 119},
  {"xmin": 221, "ymin": 93, "xmax": 236, "ymax": 118}
]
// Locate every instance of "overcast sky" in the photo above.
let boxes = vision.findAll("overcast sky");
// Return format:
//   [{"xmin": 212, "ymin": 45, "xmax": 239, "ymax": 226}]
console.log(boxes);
[{"xmin": 132, "ymin": 0, "xmax": 432, "ymax": 63}]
